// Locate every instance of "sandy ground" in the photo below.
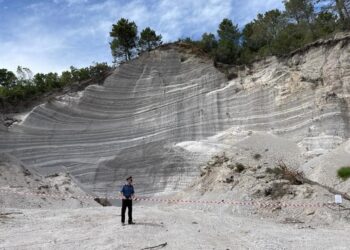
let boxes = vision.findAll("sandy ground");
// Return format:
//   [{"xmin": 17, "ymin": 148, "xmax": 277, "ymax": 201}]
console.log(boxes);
[
  {"xmin": 1, "ymin": 134, "xmax": 350, "ymax": 250},
  {"xmin": 1, "ymin": 204, "xmax": 350, "ymax": 250},
  {"xmin": 1, "ymin": 133, "xmax": 350, "ymax": 250}
]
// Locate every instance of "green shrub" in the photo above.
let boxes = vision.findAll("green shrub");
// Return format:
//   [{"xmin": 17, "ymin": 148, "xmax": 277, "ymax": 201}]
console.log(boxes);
[{"xmin": 337, "ymin": 167, "xmax": 350, "ymax": 181}]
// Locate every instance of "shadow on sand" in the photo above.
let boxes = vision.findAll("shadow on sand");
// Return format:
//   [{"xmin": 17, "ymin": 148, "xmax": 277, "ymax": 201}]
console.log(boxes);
[{"xmin": 131, "ymin": 222, "xmax": 164, "ymax": 227}]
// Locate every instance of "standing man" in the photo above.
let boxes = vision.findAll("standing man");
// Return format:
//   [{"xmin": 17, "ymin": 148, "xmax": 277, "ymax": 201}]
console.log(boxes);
[{"xmin": 120, "ymin": 176, "xmax": 135, "ymax": 225}]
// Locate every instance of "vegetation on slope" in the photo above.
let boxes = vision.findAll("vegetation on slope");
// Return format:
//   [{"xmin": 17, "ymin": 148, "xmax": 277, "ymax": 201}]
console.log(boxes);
[
  {"xmin": 1, "ymin": 0, "xmax": 349, "ymax": 112},
  {"xmin": 181, "ymin": 0, "xmax": 350, "ymax": 65},
  {"xmin": 337, "ymin": 166, "xmax": 350, "ymax": 180},
  {"xmin": 0, "ymin": 63, "xmax": 112, "ymax": 113}
]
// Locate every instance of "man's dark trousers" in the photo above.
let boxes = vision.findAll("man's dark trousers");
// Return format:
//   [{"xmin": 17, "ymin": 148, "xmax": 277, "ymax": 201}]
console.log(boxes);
[{"xmin": 121, "ymin": 199, "xmax": 132, "ymax": 223}]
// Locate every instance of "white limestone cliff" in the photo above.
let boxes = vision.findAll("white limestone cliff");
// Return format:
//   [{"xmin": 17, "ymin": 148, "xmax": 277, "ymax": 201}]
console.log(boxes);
[{"xmin": 1, "ymin": 33, "xmax": 349, "ymax": 196}]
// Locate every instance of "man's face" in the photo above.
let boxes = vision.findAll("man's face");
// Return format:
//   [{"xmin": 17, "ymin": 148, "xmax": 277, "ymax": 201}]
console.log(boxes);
[{"xmin": 128, "ymin": 178, "xmax": 133, "ymax": 184}]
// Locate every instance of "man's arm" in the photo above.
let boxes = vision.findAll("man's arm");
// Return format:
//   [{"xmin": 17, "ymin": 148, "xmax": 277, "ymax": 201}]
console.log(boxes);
[
  {"xmin": 120, "ymin": 186, "xmax": 126, "ymax": 199},
  {"xmin": 131, "ymin": 186, "xmax": 135, "ymax": 199},
  {"xmin": 120, "ymin": 192, "xmax": 126, "ymax": 199}
]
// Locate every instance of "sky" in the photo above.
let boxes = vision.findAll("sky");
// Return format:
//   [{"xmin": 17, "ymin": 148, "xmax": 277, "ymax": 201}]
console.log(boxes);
[{"xmin": 0, "ymin": 0, "xmax": 284, "ymax": 74}]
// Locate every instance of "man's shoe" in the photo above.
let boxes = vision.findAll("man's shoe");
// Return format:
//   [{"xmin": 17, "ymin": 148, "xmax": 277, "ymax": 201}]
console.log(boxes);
[
  {"xmin": 128, "ymin": 221, "xmax": 135, "ymax": 225},
  {"xmin": 122, "ymin": 222, "xmax": 126, "ymax": 226}
]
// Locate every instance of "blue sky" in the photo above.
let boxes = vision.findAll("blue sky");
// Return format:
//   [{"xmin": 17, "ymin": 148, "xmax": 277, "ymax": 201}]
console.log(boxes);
[{"xmin": 0, "ymin": 0, "xmax": 284, "ymax": 74}]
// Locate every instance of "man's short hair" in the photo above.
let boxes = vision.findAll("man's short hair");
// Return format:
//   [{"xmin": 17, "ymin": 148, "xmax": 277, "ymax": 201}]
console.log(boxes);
[{"xmin": 126, "ymin": 176, "xmax": 132, "ymax": 181}]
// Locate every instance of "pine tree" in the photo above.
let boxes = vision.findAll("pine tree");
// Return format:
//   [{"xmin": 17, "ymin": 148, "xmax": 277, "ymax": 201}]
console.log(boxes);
[
  {"xmin": 110, "ymin": 18, "xmax": 138, "ymax": 62},
  {"xmin": 215, "ymin": 18, "xmax": 240, "ymax": 64},
  {"xmin": 0, "ymin": 69, "xmax": 17, "ymax": 88},
  {"xmin": 138, "ymin": 27, "xmax": 162, "ymax": 51},
  {"xmin": 283, "ymin": 0, "xmax": 315, "ymax": 24},
  {"xmin": 199, "ymin": 33, "xmax": 218, "ymax": 54}
]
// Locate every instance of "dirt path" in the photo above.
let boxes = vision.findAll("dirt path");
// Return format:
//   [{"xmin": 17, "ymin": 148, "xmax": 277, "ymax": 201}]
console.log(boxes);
[{"xmin": 1, "ymin": 205, "xmax": 350, "ymax": 250}]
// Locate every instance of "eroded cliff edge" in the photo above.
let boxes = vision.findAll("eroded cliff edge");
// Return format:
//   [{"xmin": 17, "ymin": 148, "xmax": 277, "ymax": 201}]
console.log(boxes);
[{"xmin": 1, "ymin": 33, "xmax": 349, "ymax": 196}]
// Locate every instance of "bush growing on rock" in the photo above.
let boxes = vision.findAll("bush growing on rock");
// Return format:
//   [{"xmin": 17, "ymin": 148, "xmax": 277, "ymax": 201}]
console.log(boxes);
[
  {"xmin": 337, "ymin": 166, "xmax": 350, "ymax": 180},
  {"xmin": 265, "ymin": 162, "xmax": 304, "ymax": 185}
]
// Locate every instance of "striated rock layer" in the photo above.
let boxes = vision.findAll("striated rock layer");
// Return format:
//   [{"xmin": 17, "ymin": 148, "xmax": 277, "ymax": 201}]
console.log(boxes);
[{"xmin": 1, "ymin": 34, "xmax": 350, "ymax": 196}]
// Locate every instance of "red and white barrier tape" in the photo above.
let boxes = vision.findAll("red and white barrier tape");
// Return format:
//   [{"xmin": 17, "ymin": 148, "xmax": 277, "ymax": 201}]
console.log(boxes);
[{"xmin": 0, "ymin": 188, "xmax": 338, "ymax": 208}]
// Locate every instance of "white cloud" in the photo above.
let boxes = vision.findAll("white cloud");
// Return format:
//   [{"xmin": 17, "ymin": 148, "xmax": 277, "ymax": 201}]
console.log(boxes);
[
  {"xmin": 85, "ymin": 0, "xmax": 233, "ymax": 41},
  {"xmin": 0, "ymin": 7, "xmax": 80, "ymax": 73},
  {"xmin": 53, "ymin": 0, "xmax": 89, "ymax": 6},
  {"xmin": 0, "ymin": 41, "xmax": 68, "ymax": 74},
  {"xmin": 235, "ymin": 0, "xmax": 285, "ymax": 25}
]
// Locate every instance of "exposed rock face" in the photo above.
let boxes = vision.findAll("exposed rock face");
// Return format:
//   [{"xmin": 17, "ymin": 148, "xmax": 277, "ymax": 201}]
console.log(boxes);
[{"xmin": 0, "ymin": 34, "xmax": 350, "ymax": 196}]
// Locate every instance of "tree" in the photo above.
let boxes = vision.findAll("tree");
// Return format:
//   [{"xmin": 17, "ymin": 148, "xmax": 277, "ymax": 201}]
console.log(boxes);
[
  {"xmin": 334, "ymin": 0, "xmax": 350, "ymax": 29},
  {"xmin": 110, "ymin": 39, "xmax": 124, "ymax": 63},
  {"xmin": 60, "ymin": 71, "xmax": 73, "ymax": 86},
  {"xmin": 45, "ymin": 72, "xmax": 60, "ymax": 89},
  {"xmin": 69, "ymin": 66, "xmax": 90, "ymax": 82},
  {"xmin": 199, "ymin": 32, "xmax": 218, "ymax": 54},
  {"xmin": 283, "ymin": 0, "xmax": 315, "ymax": 24},
  {"xmin": 33, "ymin": 73, "xmax": 47, "ymax": 92},
  {"xmin": 215, "ymin": 18, "xmax": 240, "ymax": 64},
  {"xmin": 271, "ymin": 23, "xmax": 313, "ymax": 55},
  {"xmin": 16, "ymin": 66, "xmax": 33, "ymax": 81},
  {"xmin": 314, "ymin": 11, "xmax": 339, "ymax": 37},
  {"xmin": 89, "ymin": 62, "xmax": 111, "ymax": 84},
  {"xmin": 33, "ymin": 72, "xmax": 60, "ymax": 92},
  {"xmin": 177, "ymin": 37, "xmax": 198, "ymax": 43},
  {"xmin": 217, "ymin": 18, "xmax": 240, "ymax": 43},
  {"xmin": 0, "ymin": 69, "xmax": 17, "ymax": 88},
  {"xmin": 138, "ymin": 27, "xmax": 162, "ymax": 51},
  {"xmin": 110, "ymin": 18, "xmax": 138, "ymax": 62},
  {"xmin": 242, "ymin": 10, "xmax": 286, "ymax": 58},
  {"xmin": 317, "ymin": 0, "xmax": 350, "ymax": 30}
]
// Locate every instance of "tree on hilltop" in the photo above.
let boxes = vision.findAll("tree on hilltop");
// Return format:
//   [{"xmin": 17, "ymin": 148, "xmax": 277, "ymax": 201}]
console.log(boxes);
[
  {"xmin": 242, "ymin": 9, "xmax": 285, "ymax": 59},
  {"xmin": 138, "ymin": 27, "xmax": 162, "ymax": 52},
  {"xmin": 0, "ymin": 69, "xmax": 17, "ymax": 88},
  {"xmin": 215, "ymin": 18, "xmax": 240, "ymax": 64},
  {"xmin": 110, "ymin": 18, "xmax": 138, "ymax": 62},
  {"xmin": 317, "ymin": 0, "xmax": 350, "ymax": 30},
  {"xmin": 199, "ymin": 32, "xmax": 218, "ymax": 54},
  {"xmin": 283, "ymin": 0, "xmax": 315, "ymax": 24},
  {"xmin": 16, "ymin": 66, "xmax": 33, "ymax": 81}
]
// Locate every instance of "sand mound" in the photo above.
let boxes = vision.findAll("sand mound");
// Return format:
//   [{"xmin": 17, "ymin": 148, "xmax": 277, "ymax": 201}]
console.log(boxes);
[
  {"xmin": 0, "ymin": 153, "xmax": 98, "ymax": 209},
  {"xmin": 172, "ymin": 133, "xmax": 350, "ymax": 226}
]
